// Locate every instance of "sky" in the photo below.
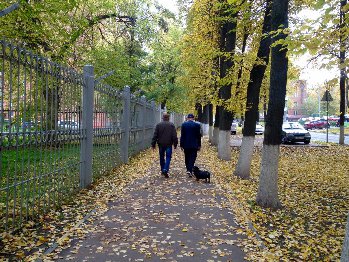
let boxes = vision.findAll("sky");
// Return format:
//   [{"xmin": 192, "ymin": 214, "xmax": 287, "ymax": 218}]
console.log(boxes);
[
  {"xmin": 155, "ymin": 1, "xmax": 337, "ymax": 89},
  {"xmin": 157, "ymin": 0, "xmax": 179, "ymax": 14}
]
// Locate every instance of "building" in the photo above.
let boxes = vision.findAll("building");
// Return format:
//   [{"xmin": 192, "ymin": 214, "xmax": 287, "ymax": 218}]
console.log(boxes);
[{"xmin": 286, "ymin": 80, "xmax": 308, "ymax": 121}]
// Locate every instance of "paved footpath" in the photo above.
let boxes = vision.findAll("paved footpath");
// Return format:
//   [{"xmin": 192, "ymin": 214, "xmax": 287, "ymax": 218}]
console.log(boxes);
[{"xmin": 55, "ymin": 151, "xmax": 247, "ymax": 261}]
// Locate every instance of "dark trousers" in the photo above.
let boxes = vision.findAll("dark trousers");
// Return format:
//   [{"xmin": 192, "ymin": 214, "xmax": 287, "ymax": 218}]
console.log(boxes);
[
  {"xmin": 184, "ymin": 148, "xmax": 198, "ymax": 173},
  {"xmin": 159, "ymin": 146, "xmax": 172, "ymax": 173}
]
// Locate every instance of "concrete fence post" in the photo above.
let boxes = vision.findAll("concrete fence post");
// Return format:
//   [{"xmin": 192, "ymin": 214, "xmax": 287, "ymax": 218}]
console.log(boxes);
[
  {"xmin": 121, "ymin": 86, "xmax": 131, "ymax": 163},
  {"xmin": 141, "ymin": 96, "xmax": 146, "ymax": 149},
  {"xmin": 159, "ymin": 105, "xmax": 162, "ymax": 124},
  {"xmin": 80, "ymin": 65, "xmax": 94, "ymax": 188}
]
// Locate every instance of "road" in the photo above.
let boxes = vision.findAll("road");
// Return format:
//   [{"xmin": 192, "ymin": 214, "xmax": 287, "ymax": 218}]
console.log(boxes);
[{"xmin": 309, "ymin": 131, "xmax": 349, "ymax": 144}]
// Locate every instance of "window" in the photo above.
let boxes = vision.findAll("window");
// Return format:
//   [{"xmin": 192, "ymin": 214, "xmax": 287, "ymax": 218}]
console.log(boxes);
[{"xmin": 294, "ymin": 110, "xmax": 298, "ymax": 115}]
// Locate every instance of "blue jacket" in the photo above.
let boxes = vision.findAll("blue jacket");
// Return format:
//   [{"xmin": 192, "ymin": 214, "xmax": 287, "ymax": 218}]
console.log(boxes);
[{"xmin": 180, "ymin": 120, "xmax": 202, "ymax": 149}]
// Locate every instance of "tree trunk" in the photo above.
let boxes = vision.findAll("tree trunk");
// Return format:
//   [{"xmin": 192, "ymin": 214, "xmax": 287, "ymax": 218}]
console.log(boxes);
[
  {"xmin": 212, "ymin": 105, "xmax": 220, "ymax": 146},
  {"xmin": 217, "ymin": 3, "xmax": 237, "ymax": 161},
  {"xmin": 235, "ymin": 0, "xmax": 272, "ymax": 179},
  {"xmin": 202, "ymin": 104, "xmax": 210, "ymax": 136},
  {"xmin": 208, "ymin": 103, "xmax": 214, "ymax": 142},
  {"xmin": 195, "ymin": 103, "xmax": 203, "ymax": 122},
  {"xmin": 339, "ymin": 0, "xmax": 347, "ymax": 145},
  {"xmin": 341, "ymin": 213, "xmax": 349, "ymax": 262},
  {"xmin": 256, "ymin": 0, "xmax": 289, "ymax": 209}
]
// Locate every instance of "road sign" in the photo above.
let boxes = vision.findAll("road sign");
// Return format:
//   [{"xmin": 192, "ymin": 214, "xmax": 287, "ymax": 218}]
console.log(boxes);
[{"xmin": 321, "ymin": 90, "xmax": 333, "ymax": 102}]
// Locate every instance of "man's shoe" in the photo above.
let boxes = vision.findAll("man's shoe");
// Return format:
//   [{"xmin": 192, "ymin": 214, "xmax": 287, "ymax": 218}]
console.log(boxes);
[
  {"xmin": 186, "ymin": 171, "xmax": 192, "ymax": 178},
  {"xmin": 162, "ymin": 170, "xmax": 169, "ymax": 178}
]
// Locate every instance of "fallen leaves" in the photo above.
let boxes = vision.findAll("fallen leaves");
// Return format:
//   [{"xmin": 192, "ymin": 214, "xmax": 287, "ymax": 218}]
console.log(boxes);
[
  {"xmin": 199, "ymin": 138, "xmax": 349, "ymax": 261},
  {"xmin": 0, "ymin": 150, "xmax": 157, "ymax": 261}
]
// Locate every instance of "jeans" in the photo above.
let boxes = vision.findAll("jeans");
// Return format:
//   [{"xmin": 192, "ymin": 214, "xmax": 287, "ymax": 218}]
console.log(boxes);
[
  {"xmin": 184, "ymin": 148, "xmax": 198, "ymax": 173},
  {"xmin": 159, "ymin": 146, "xmax": 173, "ymax": 173}
]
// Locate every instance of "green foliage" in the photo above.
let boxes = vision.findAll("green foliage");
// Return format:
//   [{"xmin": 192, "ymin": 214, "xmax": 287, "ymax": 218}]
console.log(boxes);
[{"xmin": 141, "ymin": 25, "xmax": 188, "ymax": 112}]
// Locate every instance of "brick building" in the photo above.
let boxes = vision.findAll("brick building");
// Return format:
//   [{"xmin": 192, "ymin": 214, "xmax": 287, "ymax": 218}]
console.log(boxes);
[{"xmin": 286, "ymin": 80, "xmax": 308, "ymax": 121}]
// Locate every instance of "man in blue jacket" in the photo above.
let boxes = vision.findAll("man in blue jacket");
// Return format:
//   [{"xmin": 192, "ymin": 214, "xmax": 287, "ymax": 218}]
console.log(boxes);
[{"xmin": 180, "ymin": 113, "xmax": 202, "ymax": 177}]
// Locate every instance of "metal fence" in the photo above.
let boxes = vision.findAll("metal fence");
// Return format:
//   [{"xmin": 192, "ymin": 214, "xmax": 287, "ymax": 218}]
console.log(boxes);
[{"xmin": 0, "ymin": 39, "xmax": 183, "ymax": 232}]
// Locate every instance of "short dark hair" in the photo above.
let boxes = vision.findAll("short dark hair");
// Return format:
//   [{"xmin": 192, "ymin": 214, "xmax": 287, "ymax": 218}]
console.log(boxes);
[
  {"xmin": 187, "ymin": 113, "xmax": 194, "ymax": 119},
  {"xmin": 162, "ymin": 112, "xmax": 170, "ymax": 120}
]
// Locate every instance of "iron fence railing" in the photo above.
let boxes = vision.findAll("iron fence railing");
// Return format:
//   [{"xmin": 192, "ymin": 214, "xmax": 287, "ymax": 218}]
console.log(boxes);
[{"xmin": 0, "ymin": 39, "xmax": 183, "ymax": 232}]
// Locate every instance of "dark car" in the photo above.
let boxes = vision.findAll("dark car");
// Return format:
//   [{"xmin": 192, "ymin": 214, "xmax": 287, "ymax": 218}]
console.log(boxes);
[
  {"xmin": 22, "ymin": 121, "xmax": 36, "ymax": 130},
  {"xmin": 282, "ymin": 122, "xmax": 311, "ymax": 144}
]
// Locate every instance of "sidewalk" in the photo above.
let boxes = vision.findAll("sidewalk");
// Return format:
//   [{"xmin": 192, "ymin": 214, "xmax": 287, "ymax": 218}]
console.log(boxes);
[{"xmin": 51, "ymin": 149, "xmax": 247, "ymax": 261}]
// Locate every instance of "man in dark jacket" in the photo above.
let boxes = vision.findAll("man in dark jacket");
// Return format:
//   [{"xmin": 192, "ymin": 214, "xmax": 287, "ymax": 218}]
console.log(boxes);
[
  {"xmin": 180, "ymin": 113, "xmax": 202, "ymax": 177},
  {"xmin": 151, "ymin": 113, "xmax": 178, "ymax": 178}
]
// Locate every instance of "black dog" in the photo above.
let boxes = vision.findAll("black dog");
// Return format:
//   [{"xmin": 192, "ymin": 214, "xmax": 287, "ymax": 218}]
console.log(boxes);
[{"xmin": 192, "ymin": 166, "xmax": 211, "ymax": 183}]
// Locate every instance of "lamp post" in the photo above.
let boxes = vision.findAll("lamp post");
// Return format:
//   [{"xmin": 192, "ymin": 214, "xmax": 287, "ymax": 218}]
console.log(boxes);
[{"xmin": 321, "ymin": 89, "xmax": 333, "ymax": 143}]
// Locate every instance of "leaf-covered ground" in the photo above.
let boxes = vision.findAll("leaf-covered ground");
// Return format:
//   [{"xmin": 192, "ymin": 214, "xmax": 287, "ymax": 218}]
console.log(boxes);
[
  {"xmin": 203, "ymin": 139, "xmax": 349, "ymax": 261},
  {"xmin": 45, "ymin": 149, "xmax": 247, "ymax": 261},
  {"xmin": 0, "ymin": 150, "xmax": 158, "ymax": 261},
  {"xmin": 1, "ymin": 138, "xmax": 348, "ymax": 261}
]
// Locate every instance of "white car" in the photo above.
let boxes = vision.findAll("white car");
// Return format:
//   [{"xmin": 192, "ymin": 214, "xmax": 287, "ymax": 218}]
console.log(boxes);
[
  {"xmin": 255, "ymin": 124, "xmax": 264, "ymax": 135},
  {"xmin": 58, "ymin": 120, "xmax": 79, "ymax": 130},
  {"xmin": 231, "ymin": 122, "xmax": 237, "ymax": 135}
]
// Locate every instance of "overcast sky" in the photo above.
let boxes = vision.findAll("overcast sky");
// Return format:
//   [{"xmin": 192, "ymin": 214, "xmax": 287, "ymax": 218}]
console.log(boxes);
[{"xmin": 157, "ymin": 0, "xmax": 178, "ymax": 13}]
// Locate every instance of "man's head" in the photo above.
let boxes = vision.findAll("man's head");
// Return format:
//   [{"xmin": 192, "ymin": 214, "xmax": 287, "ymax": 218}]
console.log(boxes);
[
  {"xmin": 187, "ymin": 113, "xmax": 195, "ymax": 121},
  {"xmin": 162, "ymin": 112, "xmax": 170, "ymax": 121}
]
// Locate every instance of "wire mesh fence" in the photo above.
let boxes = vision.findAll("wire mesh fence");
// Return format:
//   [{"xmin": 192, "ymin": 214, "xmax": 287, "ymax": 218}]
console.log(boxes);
[
  {"xmin": 0, "ymin": 40, "xmax": 83, "ymax": 232},
  {"xmin": 92, "ymin": 82, "xmax": 123, "ymax": 179},
  {"xmin": 0, "ymin": 39, "xmax": 183, "ymax": 232}
]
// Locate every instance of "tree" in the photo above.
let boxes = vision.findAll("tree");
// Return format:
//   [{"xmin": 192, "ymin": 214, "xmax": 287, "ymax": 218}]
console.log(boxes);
[
  {"xmin": 256, "ymin": 0, "xmax": 289, "ymax": 209},
  {"xmin": 217, "ymin": 1, "xmax": 238, "ymax": 161},
  {"xmin": 141, "ymin": 25, "xmax": 187, "ymax": 112},
  {"xmin": 339, "ymin": 0, "xmax": 347, "ymax": 144},
  {"xmin": 234, "ymin": 0, "xmax": 272, "ymax": 179},
  {"xmin": 290, "ymin": 0, "xmax": 349, "ymax": 144}
]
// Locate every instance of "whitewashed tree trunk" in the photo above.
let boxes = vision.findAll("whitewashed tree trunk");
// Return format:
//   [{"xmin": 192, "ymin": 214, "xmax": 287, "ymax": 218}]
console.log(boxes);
[
  {"xmin": 340, "ymin": 126, "xmax": 345, "ymax": 144},
  {"xmin": 256, "ymin": 144, "xmax": 281, "ymax": 209},
  {"xmin": 218, "ymin": 130, "xmax": 231, "ymax": 160},
  {"xmin": 208, "ymin": 126, "xmax": 214, "ymax": 143},
  {"xmin": 202, "ymin": 124, "xmax": 209, "ymax": 136},
  {"xmin": 212, "ymin": 127, "xmax": 219, "ymax": 146},
  {"xmin": 341, "ymin": 213, "xmax": 349, "ymax": 262},
  {"xmin": 234, "ymin": 136, "xmax": 255, "ymax": 179}
]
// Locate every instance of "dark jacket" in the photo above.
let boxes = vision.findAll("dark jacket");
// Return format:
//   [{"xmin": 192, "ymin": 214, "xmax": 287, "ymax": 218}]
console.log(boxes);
[
  {"xmin": 151, "ymin": 121, "xmax": 178, "ymax": 148},
  {"xmin": 180, "ymin": 120, "xmax": 201, "ymax": 149}
]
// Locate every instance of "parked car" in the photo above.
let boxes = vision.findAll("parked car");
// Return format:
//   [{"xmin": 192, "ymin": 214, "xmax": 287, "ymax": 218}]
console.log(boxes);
[
  {"xmin": 58, "ymin": 120, "xmax": 79, "ymax": 130},
  {"xmin": 303, "ymin": 120, "xmax": 328, "ymax": 130},
  {"xmin": 1, "ymin": 119, "xmax": 11, "ymax": 132},
  {"xmin": 231, "ymin": 122, "xmax": 237, "ymax": 135},
  {"xmin": 255, "ymin": 124, "xmax": 264, "ymax": 135},
  {"xmin": 22, "ymin": 121, "xmax": 36, "ymax": 130},
  {"xmin": 241, "ymin": 123, "xmax": 264, "ymax": 135},
  {"xmin": 282, "ymin": 122, "xmax": 311, "ymax": 144}
]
